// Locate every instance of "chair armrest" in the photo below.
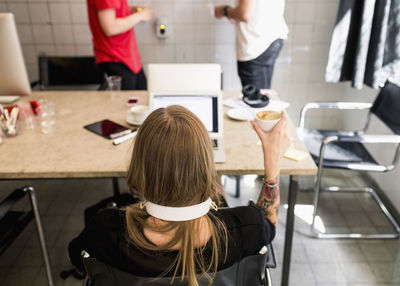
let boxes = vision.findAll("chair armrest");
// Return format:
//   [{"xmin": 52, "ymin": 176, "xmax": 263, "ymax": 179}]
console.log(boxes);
[
  {"xmin": 338, "ymin": 134, "xmax": 400, "ymax": 144},
  {"xmin": 299, "ymin": 102, "xmax": 372, "ymax": 129}
]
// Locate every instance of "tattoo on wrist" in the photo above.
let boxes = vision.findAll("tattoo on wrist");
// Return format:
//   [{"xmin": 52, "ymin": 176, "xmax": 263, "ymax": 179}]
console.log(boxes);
[{"xmin": 257, "ymin": 180, "xmax": 280, "ymax": 225}]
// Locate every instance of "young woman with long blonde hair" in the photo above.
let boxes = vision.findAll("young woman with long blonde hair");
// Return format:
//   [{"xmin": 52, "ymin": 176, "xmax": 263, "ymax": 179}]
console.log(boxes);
[{"xmin": 68, "ymin": 105, "xmax": 290, "ymax": 285}]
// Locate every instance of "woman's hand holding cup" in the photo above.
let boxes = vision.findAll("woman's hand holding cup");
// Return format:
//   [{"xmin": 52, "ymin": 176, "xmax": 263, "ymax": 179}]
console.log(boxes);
[{"xmin": 251, "ymin": 111, "xmax": 291, "ymax": 180}]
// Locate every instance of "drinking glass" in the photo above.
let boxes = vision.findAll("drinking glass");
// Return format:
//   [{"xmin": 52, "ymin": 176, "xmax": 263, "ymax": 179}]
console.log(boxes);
[
  {"xmin": 106, "ymin": 75, "xmax": 122, "ymax": 97},
  {"xmin": 38, "ymin": 99, "xmax": 56, "ymax": 134},
  {"xmin": 18, "ymin": 100, "xmax": 35, "ymax": 131}
]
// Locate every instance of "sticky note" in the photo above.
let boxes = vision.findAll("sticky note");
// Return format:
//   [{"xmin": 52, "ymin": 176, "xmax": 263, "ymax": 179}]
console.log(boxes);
[
  {"xmin": 137, "ymin": 7, "xmax": 142, "ymax": 12},
  {"xmin": 284, "ymin": 146, "xmax": 308, "ymax": 162}
]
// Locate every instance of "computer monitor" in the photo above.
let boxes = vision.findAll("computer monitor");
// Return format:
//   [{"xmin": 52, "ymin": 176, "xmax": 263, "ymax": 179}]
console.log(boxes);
[{"xmin": 0, "ymin": 13, "xmax": 31, "ymax": 97}]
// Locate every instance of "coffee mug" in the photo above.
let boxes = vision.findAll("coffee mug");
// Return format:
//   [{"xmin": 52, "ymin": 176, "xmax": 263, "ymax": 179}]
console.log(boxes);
[
  {"xmin": 254, "ymin": 110, "xmax": 281, "ymax": 132},
  {"xmin": 126, "ymin": 105, "xmax": 150, "ymax": 125}
]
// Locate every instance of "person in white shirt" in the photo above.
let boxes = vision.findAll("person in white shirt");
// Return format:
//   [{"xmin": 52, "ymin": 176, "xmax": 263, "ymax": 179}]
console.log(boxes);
[{"xmin": 215, "ymin": 0, "xmax": 288, "ymax": 89}]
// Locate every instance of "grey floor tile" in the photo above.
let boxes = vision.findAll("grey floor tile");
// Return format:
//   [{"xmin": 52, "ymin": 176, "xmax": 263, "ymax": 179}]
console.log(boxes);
[
  {"xmin": 370, "ymin": 262, "xmax": 400, "ymax": 283},
  {"xmin": 348, "ymin": 226, "xmax": 379, "ymax": 235},
  {"xmin": 40, "ymin": 215, "xmax": 68, "ymax": 232},
  {"xmin": 335, "ymin": 198, "xmax": 365, "ymax": 213},
  {"xmin": 342, "ymin": 212, "xmax": 373, "ymax": 228},
  {"xmin": 2, "ymin": 266, "xmax": 40, "ymax": 286},
  {"xmin": 270, "ymin": 267, "xmax": 282, "ymax": 284},
  {"xmin": 375, "ymin": 226, "xmax": 399, "ymax": 235},
  {"xmin": 304, "ymin": 241, "xmax": 343, "ymax": 263},
  {"xmin": 24, "ymin": 230, "xmax": 61, "ymax": 250},
  {"xmin": 359, "ymin": 242, "xmax": 394, "ymax": 262},
  {"xmin": 310, "ymin": 262, "xmax": 347, "ymax": 284},
  {"xmin": 334, "ymin": 243, "xmax": 366, "ymax": 262},
  {"xmin": 0, "ymin": 267, "xmax": 9, "ymax": 284},
  {"xmin": 318, "ymin": 212, "xmax": 348, "ymax": 227},
  {"xmin": 320, "ymin": 226, "xmax": 355, "ymax": 237},
  {"xmin": 339, "ymin": 262, "xmax": 377, "ymax": 283},
  {"xmin": 49, "ymin": 247, "xmax": 72, "ymax": 267},
  {"xmin": 13, "ymin": 247, "xmax": 44, "ymax": 267},
  {"xmin": 61, "ymin": 215, "xmax": 85, "ymax": 232},
  {"xmin": 288, "ymin": 262, "xmax": 317, "ymax": 285},
  {"xmin": 0, "ymin": 247, "xmax": 23, "ymax": 267},
  {"xmin": 385, "ymin": 240, "xmax": 400, "ymax": 260},
  {"xmin": 53, "ymin": 230, "xmax": 81, "ymax": 249}
]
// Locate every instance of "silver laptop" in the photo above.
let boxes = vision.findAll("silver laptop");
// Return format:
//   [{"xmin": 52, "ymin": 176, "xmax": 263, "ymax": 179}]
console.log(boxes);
[{"xmin": 148, "ymin": 64, "xmax": 226, "ymax": 163}]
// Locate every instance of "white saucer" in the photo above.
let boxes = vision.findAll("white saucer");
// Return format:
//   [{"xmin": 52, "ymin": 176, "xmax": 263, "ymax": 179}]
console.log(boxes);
[
  {"xmin": 126, "ymin": 116, "xmax": 143, "ymax": 126},
  {"xmin": 227, "ymin": 108, "xmax": 253, "ymax": 121}
]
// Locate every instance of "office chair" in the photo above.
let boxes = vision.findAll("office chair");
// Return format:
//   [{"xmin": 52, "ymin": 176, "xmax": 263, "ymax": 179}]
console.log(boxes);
[
  {"xmin": 0, "ymin": 186, "xmax": 54, "ymax": 286},
  {"xmin": 81, "ymin": 244, "xmax": 276, "ymax": 286},
  {"xmin": 298, "ymin": 80, "xmax": 400, "ymax": 239},
  {"xmin": 31, "ymin": 56, "xmax": 104, "ymax": 90}
]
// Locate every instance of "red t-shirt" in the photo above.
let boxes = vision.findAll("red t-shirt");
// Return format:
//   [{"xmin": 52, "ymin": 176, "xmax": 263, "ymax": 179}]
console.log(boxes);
[{"xmin": 87, "ymin": 0, "xmax": 142, "ymax": 74}]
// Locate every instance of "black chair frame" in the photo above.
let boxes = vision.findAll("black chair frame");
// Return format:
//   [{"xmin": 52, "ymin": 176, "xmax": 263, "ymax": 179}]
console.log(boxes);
[
  {"xmin": 298, "ymin": 80, "xmax": 400, "ymax": 239},
  {"xmin": 81, "ymin": 244, "xmax": 276, "ymax": 286}
]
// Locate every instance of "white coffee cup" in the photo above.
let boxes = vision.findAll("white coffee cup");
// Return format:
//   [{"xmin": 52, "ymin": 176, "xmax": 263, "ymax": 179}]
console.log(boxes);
[
  {"xmin": 254, "ymin": 110, "xmax": 281, "ymax": 132},
  {"xmin": 126, "ymin": 105, "xmax": 150, "ymax": 125}
]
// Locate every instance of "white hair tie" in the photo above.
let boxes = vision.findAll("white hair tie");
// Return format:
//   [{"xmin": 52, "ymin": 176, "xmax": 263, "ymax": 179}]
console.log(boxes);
[{"xmin": 140, "ymin": 198, "xmax": 217, "ymax": 221}]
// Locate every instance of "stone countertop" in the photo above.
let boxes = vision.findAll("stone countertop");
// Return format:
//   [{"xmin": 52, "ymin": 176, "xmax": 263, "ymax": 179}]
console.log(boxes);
[{"xmin": 0, "ymin": 91, "xmax": 316, "ymax": 179}]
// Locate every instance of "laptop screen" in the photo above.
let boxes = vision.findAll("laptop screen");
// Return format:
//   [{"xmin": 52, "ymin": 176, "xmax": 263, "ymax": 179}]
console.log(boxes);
[{"xmin": 152, "ymin": 95, "xmax": 218, "ymax": 133}]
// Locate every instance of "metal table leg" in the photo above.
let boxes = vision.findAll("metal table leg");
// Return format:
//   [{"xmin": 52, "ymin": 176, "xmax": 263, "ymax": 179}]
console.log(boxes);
[
  {"xmin": 281, "ymin": 175, "xmax": 299, "ymax": 286},
  {"xmin": 112, "ymin": 177, "xmax": 120, "ymax": 197},
  {"xmin": 27, "ymin": 187, "xmax": 54, "ymax": 286},
  {"xmin": 235, "ymin": 176, "xmax": 240, "ymax": 198}
]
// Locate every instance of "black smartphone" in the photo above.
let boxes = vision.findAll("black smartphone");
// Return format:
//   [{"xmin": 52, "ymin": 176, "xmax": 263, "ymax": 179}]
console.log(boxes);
[{"xmin": 84, "ymin": 119, "xmax": 135, "ymax": 139}]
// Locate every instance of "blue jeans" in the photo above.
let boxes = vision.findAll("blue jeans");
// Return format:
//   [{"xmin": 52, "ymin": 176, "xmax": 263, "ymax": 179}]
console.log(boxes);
[{"xmin": 237, "ymin": 39, "xmax": 284, "ymax": 90}]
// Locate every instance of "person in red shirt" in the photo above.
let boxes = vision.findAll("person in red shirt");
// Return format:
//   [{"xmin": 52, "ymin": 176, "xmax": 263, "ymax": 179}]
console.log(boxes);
[{"xmin": 87, "ymin": 0, "xmax": 152, "ymax": 90}]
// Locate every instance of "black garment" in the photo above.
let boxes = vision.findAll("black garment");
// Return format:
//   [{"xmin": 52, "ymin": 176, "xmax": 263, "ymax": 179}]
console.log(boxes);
[
  {"xmin": 325, "ymin": 0, "xmax": 400, "ymax": 89},
  {"xmin": 68, "ymin": 206, "xmax": 275, "ymax": 277},
  {"xmin": 99, "ymin": 62, "xmax": 147, "ymax": 90},
  {"xmin": 237, "ymin": 39, "xmax": 284, "ymax": 90}
]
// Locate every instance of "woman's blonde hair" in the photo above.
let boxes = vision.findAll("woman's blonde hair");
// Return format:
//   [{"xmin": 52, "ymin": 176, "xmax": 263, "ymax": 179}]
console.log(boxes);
[{"xmin": 125, "ymin": 105, "xmax": 227, "ymax": 286}]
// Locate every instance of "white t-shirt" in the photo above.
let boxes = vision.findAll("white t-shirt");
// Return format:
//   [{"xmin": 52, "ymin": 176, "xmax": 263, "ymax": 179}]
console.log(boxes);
[{"xmin": 236, "ymin": 0, "xmax": 289, "ymax": 61}]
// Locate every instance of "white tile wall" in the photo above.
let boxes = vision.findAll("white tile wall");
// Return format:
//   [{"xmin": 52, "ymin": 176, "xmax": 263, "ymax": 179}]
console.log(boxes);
[
  {"xmin": 55, "ymin": 44, "xmax": 75, "ymax": 55},
  {"xmin": 174, "ymin": 24, "xmax": 194, "ymax": 44},
  {"xmin": 193, "ymin": 3, "xmax": 215, "ymax": 24},
  {"xmin": 175, "ymin": 44, "xmax": 194, "ymax": 63},
  {"xmin": 28, "ymin": 3, "xmax": 50, "ymax": 24},
  {"xmin": 72, "ymin": 24, "xmax": 91, "ymax": 44},
  {"xmin": 52, "ymin": 24, "xmax": 74, "ymax": 44},
  {"xmin": 70, "ymin": 3, "xmax": 87, "ymax": 24},
  {"xmin": 49, "ymin": 3, "xmax": 71, "ymax": 23},
  {"xmin": 173, "ymin": 2, "xmax": 193, "ymax": 24},
  {"xmin": 32, "ymin": 24, "xmax": 53, "ymax": 43},
  {"xmin": 16, "ymin": 24, "xmax": 33, "ymax": 44},
  {"xmin": 7, "ymin": 3, "xmax": 30, "ymax": 23},
  {"xmin": 0, "ymin": 4, "xmax": 8, "ymax": 13}
]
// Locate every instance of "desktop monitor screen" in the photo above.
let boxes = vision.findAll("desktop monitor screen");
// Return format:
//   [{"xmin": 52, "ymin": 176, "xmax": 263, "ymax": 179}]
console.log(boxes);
[
  {"xmin": 152, "ymin": 95, "xmax": 219, "ymax": 133},
  {"xmin": 0, "ymin": 13, "xmax": 31, "ymax": 96}
]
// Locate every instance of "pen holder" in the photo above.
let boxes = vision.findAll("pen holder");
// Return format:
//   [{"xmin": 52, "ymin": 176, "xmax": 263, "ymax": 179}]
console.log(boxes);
[{"xmin": 0, "ymin": 105, "xmax": 19, "ymax": 137}]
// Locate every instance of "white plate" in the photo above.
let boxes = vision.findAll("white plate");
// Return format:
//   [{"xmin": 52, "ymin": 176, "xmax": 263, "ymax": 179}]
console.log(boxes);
[{"xmin": 227, "ymin": 108, "xmax": 254, "ymax": 121}]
